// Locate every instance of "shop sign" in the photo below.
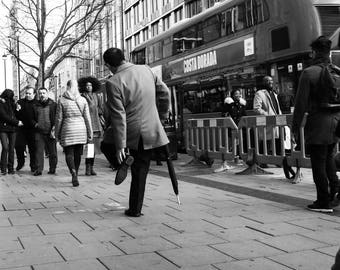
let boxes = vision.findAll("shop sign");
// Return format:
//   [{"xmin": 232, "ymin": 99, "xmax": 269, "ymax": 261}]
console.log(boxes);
[
  {"xmin": 244, "ymin": 37, "xmax": 254, "ymax": 56},
  {"xmin": 288, "ymin": 65, "xmax": 293, "ymax": 73},
  {"xmin": 183, "ymin": 50, "xmax": 217, "ymax": 73}
]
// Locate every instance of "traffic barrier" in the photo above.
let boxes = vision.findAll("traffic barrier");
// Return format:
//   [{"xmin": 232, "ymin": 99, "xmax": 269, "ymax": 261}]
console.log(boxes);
[
  {"xmin": 186, "ymin": 117, "xmax": 238, "ymax": 166},
  {"xmin": 185, "ymin": 113, "xmax": 311, "ymax": 183}
]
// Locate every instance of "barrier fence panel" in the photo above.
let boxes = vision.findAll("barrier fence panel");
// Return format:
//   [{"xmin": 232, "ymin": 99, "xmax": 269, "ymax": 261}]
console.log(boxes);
[
  {"xmin": 186, "ymin": 118, "xmax": 238, "ymax": 162},
  {"xmin": 185, "ymin": 114, "xmax": 312, "ymax": 180}
]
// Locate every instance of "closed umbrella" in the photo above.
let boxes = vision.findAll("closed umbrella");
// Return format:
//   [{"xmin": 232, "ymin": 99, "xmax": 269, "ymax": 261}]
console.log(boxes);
[{"xmin": 163, "ymin": 144, "xmax": 181, "ymax": 205}]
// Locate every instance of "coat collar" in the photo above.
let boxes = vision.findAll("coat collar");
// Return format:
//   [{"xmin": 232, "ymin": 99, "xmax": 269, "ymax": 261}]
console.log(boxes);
[{"xmin": 115, "ymin": 62, "xmax": 134, "ymax": 74}]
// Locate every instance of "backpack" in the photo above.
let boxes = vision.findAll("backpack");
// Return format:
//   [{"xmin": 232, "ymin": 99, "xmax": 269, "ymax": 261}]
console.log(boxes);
[{"xmin": 317, "ymin": 63, "xmax": 340, "ymax": 110}]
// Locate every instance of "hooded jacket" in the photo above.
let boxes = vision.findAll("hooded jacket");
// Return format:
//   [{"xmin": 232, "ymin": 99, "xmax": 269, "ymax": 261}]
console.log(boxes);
[
  {"xmin": 54, "ymin": 91, "xmax": 93, "ymax": 147},
  {"xmin": 34, "ymin": 98, "xmax": 57, "ymax": 135},
  {"xmin": 0, "ymin": 90, "xmax": 19, "ymax": 133}
]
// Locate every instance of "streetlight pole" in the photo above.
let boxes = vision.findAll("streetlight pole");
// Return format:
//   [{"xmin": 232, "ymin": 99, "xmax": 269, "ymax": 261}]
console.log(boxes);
[
  {"xmin": 16, "ymin": 34, "xmax": 20, "ymax": 98},
  {"xmin": 2, "ymin": 54, "xmax": 7, "ymax": 89}
]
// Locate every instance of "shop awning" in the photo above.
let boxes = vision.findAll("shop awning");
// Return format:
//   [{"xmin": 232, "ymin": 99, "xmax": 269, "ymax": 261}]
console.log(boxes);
[
  {"xmin": 331, "ymin": 27, "xmax": 340, "ymax": 49},
  {"xmin": 182, "ymin": 80, "xmax": 200, "ymax": 90}
]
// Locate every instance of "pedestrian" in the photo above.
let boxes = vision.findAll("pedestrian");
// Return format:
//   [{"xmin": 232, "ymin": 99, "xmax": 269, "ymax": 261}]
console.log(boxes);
[
  {"xmin": 332, "ymin": 248, "xmax": 340, "ymax": 270},
  {"xmin": 0, "ymin": 89, "xmax": 23, "ymax": 175},
  {"xmin": 292, "ymin": 35, "xmax": 340, "ymax": 213},
  {"xmin": 55, "ymin": 80, "xmax": 93, "ymax": 187},
  {"xmin": 78, "ymin": 76, "xmax": 103, "ymax": 176},
  {"xmin": 33, "ymin": 87, "xmax": 58, "ymax": 176},
  {"xmin": 103, "ymin": 47, "xmax": 170, "ymax": 217},
  {"xmin": 15, "ymin": 86, "xmax": 38, "ymax": 172},
  {"xmin": 253, "ymin": 76, "xmax": 283, "ymax": 167},
  {"xmin": 215, "ymin": 89, "xmax": 247, "ymax": 172}
]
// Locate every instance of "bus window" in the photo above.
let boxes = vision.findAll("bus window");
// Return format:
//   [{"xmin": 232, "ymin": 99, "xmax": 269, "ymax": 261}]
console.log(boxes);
[{"xmin": 202, "ymin": 15, "xmax": 220, "ymax": 43}]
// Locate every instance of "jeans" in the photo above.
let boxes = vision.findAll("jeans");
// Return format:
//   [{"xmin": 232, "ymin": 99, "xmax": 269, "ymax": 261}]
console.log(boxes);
[
  {"xmin": 35, "ymin": 133, "xmax": 57, "ymax": 172},
  {"xmin": 15, "ymin": 128, "xmax": 37, "ymax": 171},
  {"xmin": 0, "ymin": 132, "xmax": 16, "ymax": 172},
  {"xmin": 64, "ymin": 144, "xmax": 83, "ymax": 174},
  {"xmin": 310, "ymin": 143, "xmax": 339, "ymax": 206}
]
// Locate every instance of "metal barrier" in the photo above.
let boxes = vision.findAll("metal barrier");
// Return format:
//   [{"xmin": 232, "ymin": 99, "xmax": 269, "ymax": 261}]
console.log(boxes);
[
  {"xmin": 186, "ymin": 117, "xmax": 238, "ymax": 164},
  {"xmin": 185, "ymin": 113, "xmax": 311, "ymax": 183}
]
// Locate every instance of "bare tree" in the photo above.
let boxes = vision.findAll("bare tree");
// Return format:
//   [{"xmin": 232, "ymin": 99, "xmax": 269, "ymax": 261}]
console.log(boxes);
[{"xmin": 1, "ymin": 0, "xmax": 113, "ymax": 87}]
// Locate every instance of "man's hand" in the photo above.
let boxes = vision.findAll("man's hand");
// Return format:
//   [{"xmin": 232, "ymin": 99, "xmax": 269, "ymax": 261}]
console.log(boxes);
[{"xmin": 116, "ymin": 148, "xmax": 126, "ymax": 164}]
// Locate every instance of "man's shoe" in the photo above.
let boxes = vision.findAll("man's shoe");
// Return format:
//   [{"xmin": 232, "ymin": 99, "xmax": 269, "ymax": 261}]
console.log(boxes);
[
  {"xmin": 8, "ymin": 170, "xmax": 15, "ymax": 175},
  {"xmin": 1, "ymin": 171, "xmax": 7, "ymax": 175},
  {"xmin": 16, "ymin": 162, "xmax": 24, "ymax": 171},
  {"xmin": 307, "ymin": 202, "xmax": 333, "ymax": 213},
  {"xmin": 33, "ymin": 171, "xmax": 42, "ymax": 176},
  {"xmin": 214, "ymin": 161, "xmax": 232, "ymax": 173},
  {"xmin": 115, "ymin": 156, "xmax": 134, "ymax": 185},
  {"xmin": 124, "ymin": 209, "xmax": 143, "ymax": 217},
  {"xmin": 47, "ymin": 170, "xmax": 56, "ymax": 175}
]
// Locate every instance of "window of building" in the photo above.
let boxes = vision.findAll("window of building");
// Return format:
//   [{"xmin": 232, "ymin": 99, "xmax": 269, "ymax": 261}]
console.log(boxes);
[
  {"xmin": 206, "ymin": 0, "xmax": 215, "ymax": 9},
  {"xmin": 173, "ymin": 25, "xmax": 198, "ymax": 54},
  {"xmin": 134, "ymin": 33, "xmax": 140, "ymax": 46},
  {"xmin": 221, "ymin": 9, "xmax": 234, "ymax": 36},
  {"xmin": 125, "ymin": 9, "xmax": 132, "ymax": 29},
  {"xmin": 151, "ymin": 21, "xmax": 159, "ymax": 37},
  {"xmin": 186, "ymin": 0, "xmax": 202, "ymax": 18},
  {"xmin": 126, "ymin": 37, "xmax": 132, "ymax": 55},
  {"xmin": 174, "ymin": 7, "xmax": 183, "ymax": 23},
  {"xmin": 151, "ymin": 0, "xmax": 158, "ymax": 13},
  {"xmin": 163, "ymin": 15, "xmax": 170, "ymax": 31},
  {"xmin": 234, "ymin": 3, "xmax": 246, "ymax": 31},
  {"xmin": 163, "ymin": 0, "xmax": 170, "ymax": 6},
  {"xmin": 133, "ymin": 3, "xmax": 140, "ymax": 25},
  {"xmin": 163, "ymin": 37, "xmax": 172, "ymax": 58},
  {"xmin": 141, "ymin": 0, "xmax": 148, "ymax": 19},
  {"xmin": 202, "ymin": 15, "xmax": 220, "ymax": 43},
  {"xmin": 142, "ymin": 27, "xmax": 149, "ymax": 42}
]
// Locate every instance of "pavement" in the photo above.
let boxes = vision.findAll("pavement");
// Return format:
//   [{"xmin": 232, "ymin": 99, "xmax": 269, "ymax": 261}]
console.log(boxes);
[{"xmin": 0, "ymin": 148, "xmax": 339, "ymax": 270}]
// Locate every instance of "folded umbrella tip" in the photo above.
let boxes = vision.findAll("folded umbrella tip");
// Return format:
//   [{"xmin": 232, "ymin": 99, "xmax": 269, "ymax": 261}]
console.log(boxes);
[{"xmin": 176, "ymin": 195, "xmax": 181, "ymax": 205}]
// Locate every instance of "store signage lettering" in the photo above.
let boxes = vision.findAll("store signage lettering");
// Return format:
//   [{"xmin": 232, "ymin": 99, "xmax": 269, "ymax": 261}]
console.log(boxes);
[{"xmin": 183, "ymin": 50, "xmax": 217, "ymax": 73}]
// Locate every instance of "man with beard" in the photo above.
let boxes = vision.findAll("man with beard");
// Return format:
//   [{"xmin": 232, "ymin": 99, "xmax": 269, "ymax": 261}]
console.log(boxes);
[{"xmin": 33, "ymin": 87, "xmax": 58, "ymax": 176}]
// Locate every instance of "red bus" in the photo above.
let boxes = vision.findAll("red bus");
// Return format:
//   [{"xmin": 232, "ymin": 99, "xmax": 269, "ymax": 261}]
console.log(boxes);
[{"xmin": 131, "ymin": 0, "xmax": 321, "ymax": 152}]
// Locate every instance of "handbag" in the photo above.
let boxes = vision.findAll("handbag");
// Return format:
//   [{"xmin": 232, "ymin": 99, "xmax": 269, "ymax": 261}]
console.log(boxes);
[{"xmin": 84, "ymin": 143, "xmax": 94, "ymax": 158}]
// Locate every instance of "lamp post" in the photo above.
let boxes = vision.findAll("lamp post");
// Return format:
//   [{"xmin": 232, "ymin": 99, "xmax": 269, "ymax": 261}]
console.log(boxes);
[
  {"xmin": 2, "ymin": 54, "xmax": 7, "ymax": 89},
  {"xmin": 15, "ymin": 31, "xmax": 20, "ymax": 98}
]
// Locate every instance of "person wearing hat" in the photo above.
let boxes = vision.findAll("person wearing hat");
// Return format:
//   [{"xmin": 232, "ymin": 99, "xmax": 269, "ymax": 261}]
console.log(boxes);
[{"xmin": 292, "ymin": 36, "xmax": 340, "ymax": 213}]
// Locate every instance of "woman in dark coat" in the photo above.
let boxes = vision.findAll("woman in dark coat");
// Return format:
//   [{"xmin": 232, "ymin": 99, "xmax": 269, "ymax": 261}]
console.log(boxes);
[
  {"xmin": 0, "ymin": 89, "xmax": 22, "ymax": 174},
  {"xmin": 78, "ymin": 76, "xmax": 103, "ymax": 176}
]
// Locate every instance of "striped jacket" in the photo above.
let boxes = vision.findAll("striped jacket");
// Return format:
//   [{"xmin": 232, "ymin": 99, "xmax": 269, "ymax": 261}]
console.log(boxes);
[{"xmin": 55, "ymin": 91, "xmax": 93, "ymax": 147}]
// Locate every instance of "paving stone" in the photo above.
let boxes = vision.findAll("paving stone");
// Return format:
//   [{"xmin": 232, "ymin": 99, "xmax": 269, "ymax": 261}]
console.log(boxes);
[
  {"xmin": 287, "ymin": 218, "xmax": 340, "ymax": 231},
  {"xmin": 115, "ymin": 236, "xmax": 178, "ymax": 254},
  {"xmin": 204, "ymin": 227, "xmax": 269, "ymax": 242},
  {"xmin": 269, "ymin": 250, "xmax": 334, "ymax": 270},
  {"xmin": 55, "ymin": 241, "xmax": 123, "ymax": 260},
  {"xmin": 211, "ymin": 240, "xmax": 284, "ymax": 260},
  {"xmin": 0, "ymin": 239, "xmax": 22, "ymax": 252},
  {"xmin": 0, "ymin": 225, "xmax": 43, "ymax": 240},
  {"xmin": 120, "ymin": 224, "xmax": 179, "ymax": 238},
  {"xmin": 0, "ymin": 246, "xmax": 63, "ymax": 269},
  {"xmin": 33, "ymin": 258, "xmax": 107, "ymax": 270},
  {"xmin": 83, "ymin": 218, "xmax": 136, "ymax": 230},
  {"xmin": 73, "ymin": 228, "xmax": 132, "ymax": 243},
  {"xmin": 1, "ymin": 267, "xmax": 31, "ymax": 270},
  {"xmin": 203, "ymin": 216, "xmax": 261, "ymax": 229},
  {"xmin": 158, "ymin": 245, "xmax": 231, "ymax": 267},
  {"xmin": 38, "ymin": 222, "xmax": 92, "ymax": 235},
  {"xmin": 52, "ymin": 212, "xmax": 103, "ymax": 222},
  {"xmin": 316, "ymin": 245, "xmax": 339, "ymax": 257},
  {"xmin": 99, "ymin": 253, "xmax": 178, "ymax": 270},
  {"xmin": 19, "ymin": 233, "xmax": 80, "ymax": 248},
  {"xmin": 246, "ymin": 222, "xmax": 313, "ymax": 236},
  {"xmin": 214, "ymin": 257, "xmax": 292, "ymax": 270},
  {"xmin": 9, "ymin": 215, "xmax": 59, "ymax": 226},
  {"xmin": 0, "ymin": 210, "xmax": 28, "ymax": 219},
  {"xmin": 162, "ymin": 231, "xmax": 225, "ymax": 248},
  {"xmin": 179, "ymin": 265, "xmax": 217, "ymax": 270},
  {"xmin": 257, "ymin": 234, "xmax": 329, "ymax": 252},
  {"xmin": 164, "ymin": 220, "xmax": 223, "ymax": 233},
  {"xmin": 2, "ymin": 202, "xmax": 45, "ymax": 211}
]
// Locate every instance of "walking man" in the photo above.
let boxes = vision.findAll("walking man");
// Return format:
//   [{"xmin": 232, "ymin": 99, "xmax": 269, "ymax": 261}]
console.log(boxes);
[
  {"xmin": 15, "ymin": 86, "xmax": 38, "ymax": 172},
  {"xmin": 33, "ymin": 87, "xmax": 58, "ymax": 176},
  {"xmin": 292, "ymin": 35, "xmax": 340, "ymax": 212},
  {"xmin": 103, "ymin": 48, "xmax": 170, "ymax": 217}
]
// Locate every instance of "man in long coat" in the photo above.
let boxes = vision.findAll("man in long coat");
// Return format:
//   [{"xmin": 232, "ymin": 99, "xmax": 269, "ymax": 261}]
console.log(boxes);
[
  {"xmin": 292, "ymin": 36, "xmax": 340, "ymax": 212},
  {"xmin": 103, "ymin": 48, "xmax": 170, "ymax": 217}
]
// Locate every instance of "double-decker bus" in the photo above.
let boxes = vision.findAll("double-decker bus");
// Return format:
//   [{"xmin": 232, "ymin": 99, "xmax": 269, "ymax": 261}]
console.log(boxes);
[{"xmin": 131, "ymin": 0, "xmax": 321, "ymax": 152}]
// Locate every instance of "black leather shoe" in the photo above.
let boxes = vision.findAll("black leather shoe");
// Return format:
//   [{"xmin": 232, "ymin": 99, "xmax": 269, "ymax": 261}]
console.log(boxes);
[
  {"xmin": 16, "ymin": 163, "xmax": 24, "ymax": 171},
  {"xmin": 115, "ymin": 155, "xmax": 134, "ymax": 185},
  {"xmin": 8, "ymin": 170, "xmax": 15, "ymax": 175},
  {"xmin": 47, "ymin": 170, "xmax": 55, "ymax": 174},
  {"xmin": 33, "ymin": 171, "xmax": 42, "ymax": 176},
  {"xmin": 124, "ymin": 209, "xmax": 143, "ymax": 217}
]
